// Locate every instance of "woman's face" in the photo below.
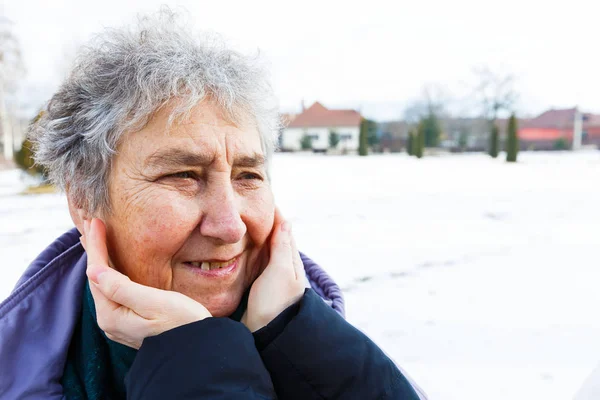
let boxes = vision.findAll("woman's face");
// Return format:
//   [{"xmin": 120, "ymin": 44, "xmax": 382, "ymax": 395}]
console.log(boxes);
[{"xmin": 103, "ymin": 101, "xmax": 275, "ymax": 317}]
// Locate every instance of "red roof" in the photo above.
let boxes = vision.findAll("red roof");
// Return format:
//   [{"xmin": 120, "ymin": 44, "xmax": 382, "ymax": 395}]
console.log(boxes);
[
  {"xmin": 287, "ymin": 102, "xmax": 362, "ymax": 128},
  {"xmin": 522, "ymin": 108, "xmax": 578, "ymax": 129},
  {"xmin": 280, "ymin": 113, "xmax": 297, "ymax": 127},
  {"xmin": 523, "ymin": 108, "xmax": 600, "ymax": 129}
]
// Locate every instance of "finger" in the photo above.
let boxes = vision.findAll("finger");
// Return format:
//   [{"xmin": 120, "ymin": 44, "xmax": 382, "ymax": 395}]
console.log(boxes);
[
  {"xmin": 93, "ymin": 266, "xmax": 179, "ymax": 320},
  {"xmin": 84, "ymin": 218, "xmax": 121, "ymax": 313},
  {"xmin": 289, "ymin": 233, "xmax": 305, "ymax": 282},
  {"xmin": 89, "ymin": 276, "xmax": 120, "ymax": 314},
  {"xmin": 273, "ymin": 207, "xmax": 284, "ymax": 228},
  {"xmin": 268, "ymin": 219, "xmax": 294, "ymax": 274},
  {"xmin": 265, "ymin": 207, "xmax": 284, "ymax": 252},
  {"xmin": 85, "ymin": 218, "xmax": 111, "ymax": 284},
  {"xmin": 90, "ymin": 280, "xmax": 149, "ymax": 348}
]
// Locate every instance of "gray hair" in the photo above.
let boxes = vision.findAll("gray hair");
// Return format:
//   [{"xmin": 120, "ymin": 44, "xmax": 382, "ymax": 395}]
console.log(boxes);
[{"xmin": 30, "ymin": 9, "xmax": 280, "ymax": 215}]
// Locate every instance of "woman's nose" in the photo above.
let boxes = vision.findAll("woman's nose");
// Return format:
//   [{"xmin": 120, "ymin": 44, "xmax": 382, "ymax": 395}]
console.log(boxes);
[{"xmin": 199, "ymin": 184, "xmax": 246, "ymax": 244}]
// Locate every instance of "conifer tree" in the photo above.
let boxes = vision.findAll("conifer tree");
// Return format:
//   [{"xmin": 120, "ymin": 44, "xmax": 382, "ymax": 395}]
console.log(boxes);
[
  {"xmin": 359, "ymin": 119, "xmax": 368, "ymax": 156},
  {"xmin": 300, "ymin": 134, "xmax": 312, "ymax": 150},
  {"xmin": 407, "ymin": 131, "xmax": 414, "ymax": 156},
  {"xmin": 506, "ymin": 113, "xmax": 519, "ymax": 162},
  {"xmin": 415, "ymin": 121, "xmax": 425, "ymax": 159},
  {"xmin": 489, "ymin": 122, "xmax": 499, "ymax": 158}
]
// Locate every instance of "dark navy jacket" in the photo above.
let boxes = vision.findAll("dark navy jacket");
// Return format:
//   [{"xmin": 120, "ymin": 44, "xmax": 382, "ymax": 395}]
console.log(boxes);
[{"xmin": 127, "ymin": 288, "xmax": 421, "ymax": 399}]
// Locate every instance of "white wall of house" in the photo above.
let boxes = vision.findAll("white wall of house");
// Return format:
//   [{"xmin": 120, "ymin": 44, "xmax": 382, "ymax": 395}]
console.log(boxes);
[
  {"xmin": 282, "ymin": 126, "xmax": 360, "ymax": 151},
  {"xmin": 306, "ymin": 127, "xmax": 329, "ymax": 150},
  {"xmin": 335, "ymin": 126, "xmax": 360, "ymax": 151},
  {"xmin": 281, "ymin": 127, "xmax": 305, "ymax": 151}
]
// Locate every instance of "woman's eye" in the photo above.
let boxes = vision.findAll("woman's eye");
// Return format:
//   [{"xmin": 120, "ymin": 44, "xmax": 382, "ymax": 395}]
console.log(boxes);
[
  {"xmin": 239, "ymin": 172, "xmax": 262, "ymax": 180},
  {"xmin": 167, "ymin": 171, "xmax": 196, "ymax": 180}
]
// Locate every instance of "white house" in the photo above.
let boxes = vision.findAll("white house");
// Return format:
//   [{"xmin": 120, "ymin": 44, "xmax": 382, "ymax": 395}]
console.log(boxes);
[{"xmin": 280, "ymin": 102, "xmax": 362, "ymax": 152}]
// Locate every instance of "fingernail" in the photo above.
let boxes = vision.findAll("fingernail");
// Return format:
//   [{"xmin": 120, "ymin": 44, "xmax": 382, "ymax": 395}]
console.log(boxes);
[{"xmin": 281, "ymin": 221, "xmax": 291, "ymax": 233}]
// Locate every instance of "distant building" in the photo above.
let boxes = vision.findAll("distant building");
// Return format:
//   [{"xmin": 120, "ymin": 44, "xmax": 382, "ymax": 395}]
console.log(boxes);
[
  {"xmin": 519, "ymin": 108, "xmax": 600, "ymax": 150},
  {"xmin": 442, "ymin": 117, "xmax": 493, "ymax": 151},
  {"xmin": 378, "ymin": 120, "xmax": 408, "ymax": 152},
  {"xmin": 585, "ymin": 115, "xmax": 600, "ymax": 147},
  {"xmin": 278, "ymin": 113, "xmax": 297, "ymax": 149},
  {"xmin": 280, "ymin": 102, "xmax": 362, "ymax": 152},
  {"xmin": 378, "ymin": 116, "xmax": 514, "ymax": 153}
]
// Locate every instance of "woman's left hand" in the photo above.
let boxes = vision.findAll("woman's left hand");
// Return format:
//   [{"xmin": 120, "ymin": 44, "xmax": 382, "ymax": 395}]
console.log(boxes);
[
  {"xmin": 242, "ymin": 209, "xmax": 306, "ymax": 332},
  {"xmin": 82, "ymin": 218, "xmax": 212, "ymax": 349}
]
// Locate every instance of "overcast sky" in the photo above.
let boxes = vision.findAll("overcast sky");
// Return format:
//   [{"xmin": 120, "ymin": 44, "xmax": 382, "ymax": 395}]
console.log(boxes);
[{"xmin": 3, "ymin": 0, "xmax": 599, "ymax": 120}]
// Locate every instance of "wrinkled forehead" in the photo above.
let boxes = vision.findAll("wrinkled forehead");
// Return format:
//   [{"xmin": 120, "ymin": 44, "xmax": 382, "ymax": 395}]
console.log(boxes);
[{"xmin": 118, "ymin": 100, "xmax": 265, "ymax": 168}]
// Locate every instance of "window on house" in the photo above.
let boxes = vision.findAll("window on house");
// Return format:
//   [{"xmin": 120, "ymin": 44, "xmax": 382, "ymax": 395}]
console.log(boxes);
[
  {"xmin": 340, "ymin": 134, "xmax": 352, "ymax": 140},
  {"xmin": 308, "ymin": 134, "xmax": 319, "ymax": 140}
]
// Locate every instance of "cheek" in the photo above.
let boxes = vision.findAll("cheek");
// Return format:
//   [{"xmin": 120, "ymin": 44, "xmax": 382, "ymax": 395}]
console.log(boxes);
[
  {"xmin": 243, "ymin": 188, "xmax": 275, "ymax": 246},
  {"xmin": 136, "ymin": 200, "xmax": 198, "ymax": 247},
  {"xmin": 240, "ymin": 188, "xmax": 274, "ymax": 284},
  {"xmin": 107, "ymin": 191, "xmax": 201, "ymax": 285}
]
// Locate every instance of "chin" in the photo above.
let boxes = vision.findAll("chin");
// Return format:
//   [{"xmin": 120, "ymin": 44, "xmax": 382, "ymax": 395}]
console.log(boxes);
[{"xmin": 193, "ymin": 289, "xmax": 244, "ymax": 318}]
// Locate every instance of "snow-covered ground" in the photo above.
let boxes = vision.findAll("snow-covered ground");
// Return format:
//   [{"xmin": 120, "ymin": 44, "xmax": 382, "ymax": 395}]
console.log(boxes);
[{"xmin": 1, "ymin": 151, "xmax": 599, "ymax": 399}]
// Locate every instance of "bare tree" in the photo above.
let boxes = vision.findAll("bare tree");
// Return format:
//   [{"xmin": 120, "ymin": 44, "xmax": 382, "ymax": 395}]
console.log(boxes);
[
  {"xmin": 472, "ymin": 66, "xmax": 518, "ymax": 122},
  {"xmin": 403, "ymin": 83, "xmax": 450, "ymax": 147},
  {"xmin": 0, "ymin": 13, "xmax": 25, "ymax": 160},
  {"xmin": 404, "ymin": 84, "xmax": 448, "ymax": 124}
]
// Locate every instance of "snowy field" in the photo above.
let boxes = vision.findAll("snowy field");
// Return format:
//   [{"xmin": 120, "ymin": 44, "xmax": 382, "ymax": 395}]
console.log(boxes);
[{"xmin": 1, "ymin": 151, "xmax": 600, "ymax": 399}]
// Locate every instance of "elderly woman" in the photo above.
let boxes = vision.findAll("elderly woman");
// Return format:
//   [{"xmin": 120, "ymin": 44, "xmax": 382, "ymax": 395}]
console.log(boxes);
[{"xmin": 0, "ymin": 11, "xmax": 425, "ymax": 400}]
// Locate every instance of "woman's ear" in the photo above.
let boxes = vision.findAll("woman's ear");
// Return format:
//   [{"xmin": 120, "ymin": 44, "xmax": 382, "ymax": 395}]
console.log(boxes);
[{"xmin": 67, "ymin": 196, "xmax": 89, "ymax": 236}]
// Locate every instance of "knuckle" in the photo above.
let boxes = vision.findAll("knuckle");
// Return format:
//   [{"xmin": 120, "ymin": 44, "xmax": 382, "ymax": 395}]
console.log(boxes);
[
  {"xmin": 146, "ymin": 320, "xmax": 161, "ymax": 336},
  {"xmin": 277, "ymin": 240, "xmax": 292, "ymax": 252},
  {"xmin": 97, "ymin": 315, "xmax": 114, "ymax": 333},
  {"xmin": 105, "ymin": 319, "xmax": 117, "ymax": 333},
  {"xmin": 105, "ymin": 279, "xmax": 122, "ymax": 301}
]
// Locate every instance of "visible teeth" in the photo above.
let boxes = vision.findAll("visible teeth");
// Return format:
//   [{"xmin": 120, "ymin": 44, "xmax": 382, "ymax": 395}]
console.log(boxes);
[
  {"xmin": 209, "ymin": 261, "xmax": 226, "ymax": 270},
  {"xmin": 189, "ymin": 258, "xmax": 236, "ymax": 271}
]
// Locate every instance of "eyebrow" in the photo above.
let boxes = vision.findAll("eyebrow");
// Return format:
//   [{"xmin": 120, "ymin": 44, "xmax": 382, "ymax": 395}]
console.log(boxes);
[
  {"xmin": 144, "ymin": 148, "xmax": 265, "ymax": 169},
  {"xmin": 234, "ymin": 154, "xmax": 266, "ymax": 168}
]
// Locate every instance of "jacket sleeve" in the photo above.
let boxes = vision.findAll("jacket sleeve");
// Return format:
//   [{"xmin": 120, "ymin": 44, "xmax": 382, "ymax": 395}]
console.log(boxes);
[
  {"xmin": 125, "ymin": 318, "xmax": 277, "ymax": 400},
  {"xmin": 253, "ymin": 289, "xmax": 421, "ymax": 400}
]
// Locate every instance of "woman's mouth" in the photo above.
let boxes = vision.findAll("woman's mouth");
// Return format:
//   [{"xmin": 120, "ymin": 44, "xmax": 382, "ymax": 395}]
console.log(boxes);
[{"xmin": 183, "ymin": 256, "xmax": 240, "ymax": 277}]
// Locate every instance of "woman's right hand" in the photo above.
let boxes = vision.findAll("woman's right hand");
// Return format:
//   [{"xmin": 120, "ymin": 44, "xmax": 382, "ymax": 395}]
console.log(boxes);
[{"xmin": 82, "ymin": 218, "xmax": 212, "ymax": 349}]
